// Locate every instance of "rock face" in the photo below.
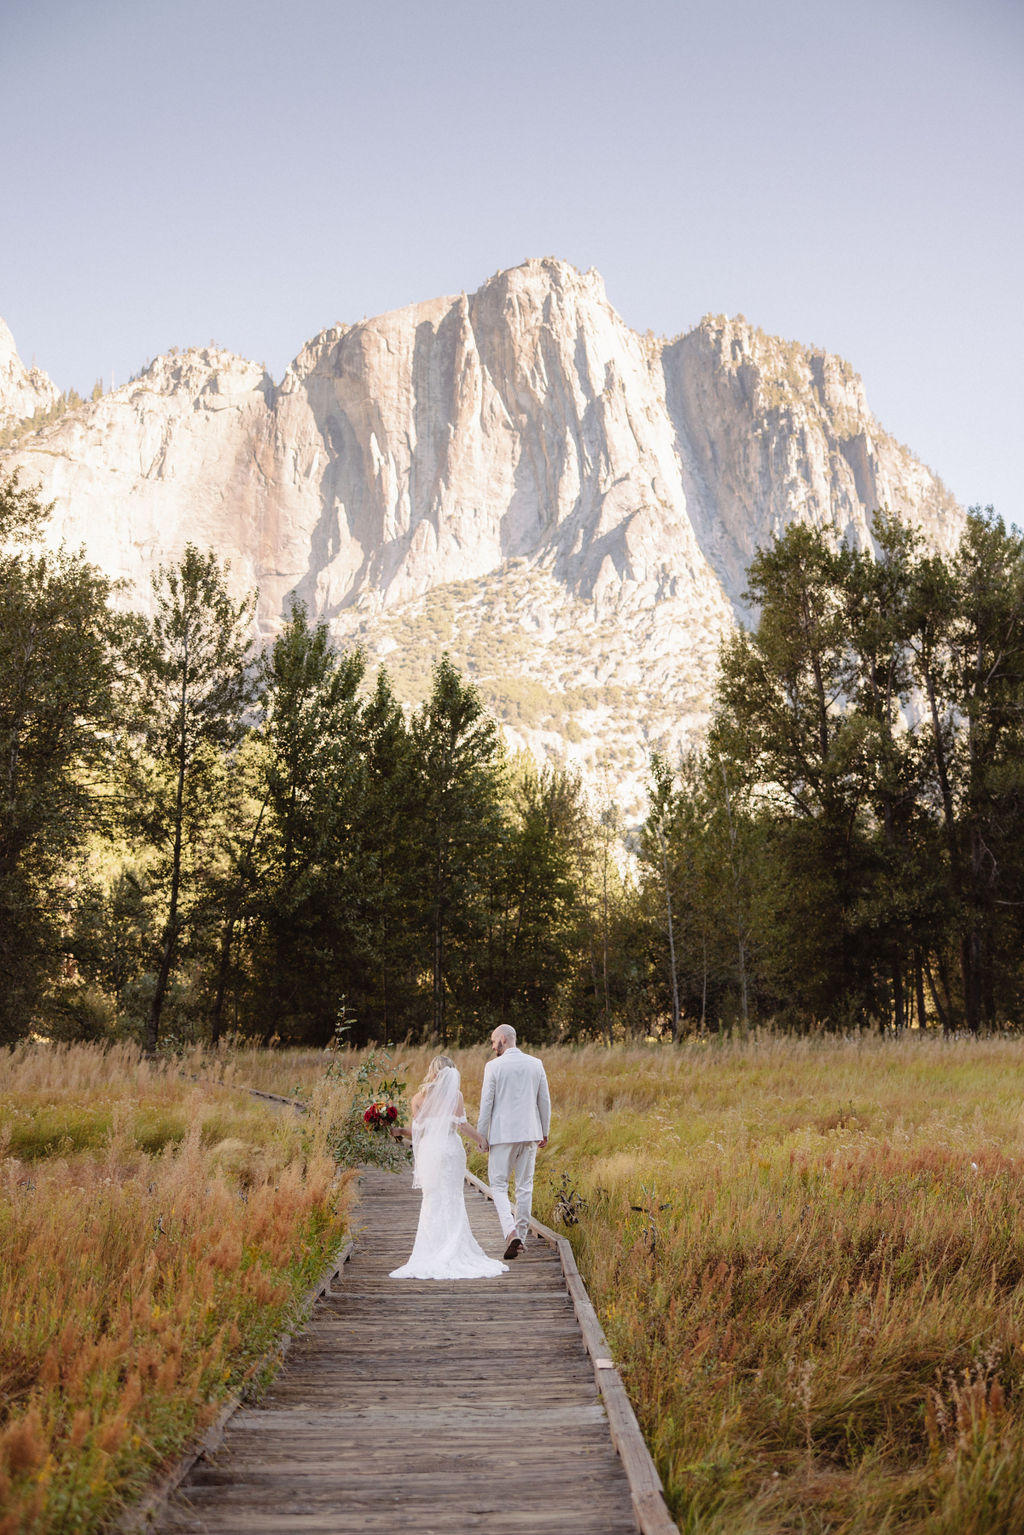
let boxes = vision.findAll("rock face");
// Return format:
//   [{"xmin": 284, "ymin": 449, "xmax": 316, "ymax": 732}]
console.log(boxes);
[
  {"xmin": 0, "ymin": 319, "xmax": 61, "ymax": 433},
  {"xmin": 0, "ymin": 259, "xmax": 961, "ymax": 808}
]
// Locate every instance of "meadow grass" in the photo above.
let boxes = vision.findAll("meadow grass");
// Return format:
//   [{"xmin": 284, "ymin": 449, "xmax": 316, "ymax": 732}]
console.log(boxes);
[
  {"xmin": 539, "ymin": 1035, "xmax": 1024, "ymax": 1534},
  {"xmin": 23, "ymin": 1034, "xmax": 1023, "ymax": 1533},
  {"xmin": 246, "ymin": 1033, "xmax": 1024, "ymax": 1533},
  {"xmin": 0, "ymin": 1043, "xmax": 354, "ymax": 1534}
]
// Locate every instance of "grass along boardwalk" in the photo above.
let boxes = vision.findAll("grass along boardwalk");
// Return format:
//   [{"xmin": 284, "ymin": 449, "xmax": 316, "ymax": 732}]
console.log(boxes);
[{"xmin": 154, "ymin": 1166, "xmax": 671, "ymax": 1535}]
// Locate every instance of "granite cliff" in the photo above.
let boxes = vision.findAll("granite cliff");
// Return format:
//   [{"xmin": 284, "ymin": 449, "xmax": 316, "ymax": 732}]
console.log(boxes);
[
  {"xmin": 0, "ymin": 318, "xmax": 61, "ymax": 433},
  {"xmin": 0, "ymin": 258, "xmax": 961, "ymax": 806}
]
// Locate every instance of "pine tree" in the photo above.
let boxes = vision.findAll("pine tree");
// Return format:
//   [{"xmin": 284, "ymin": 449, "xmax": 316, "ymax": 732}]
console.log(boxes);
[
  {"xmin": 409, "ymin": 656, "xmax": 505, "ymax": 1043},
  {"xmin": 126, "ymin": 545, "xmax": 256, "ymax": 1052},
  {"xmin": 356, "ymin": 667, "xmax": 419, "ymax": 1041},
  {"xmin": 248, "ymin": 603, "xmax": 366, "ymax": 1044}
]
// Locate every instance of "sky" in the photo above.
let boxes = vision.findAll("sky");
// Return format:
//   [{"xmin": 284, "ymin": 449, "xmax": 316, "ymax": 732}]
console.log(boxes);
[{"xmin": 2, "ymin": 0, "xmax": 1021, "ymax": 520}]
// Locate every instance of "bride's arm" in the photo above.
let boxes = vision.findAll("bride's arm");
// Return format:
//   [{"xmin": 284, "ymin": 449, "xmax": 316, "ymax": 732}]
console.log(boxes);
[
  {"xmin": 456, "ymin": 1092, "xmax": 488, "ymax": 1151},
  {"xmin": 458, "ymin": 1121, "xmax": 488, "ymax": 1151}
]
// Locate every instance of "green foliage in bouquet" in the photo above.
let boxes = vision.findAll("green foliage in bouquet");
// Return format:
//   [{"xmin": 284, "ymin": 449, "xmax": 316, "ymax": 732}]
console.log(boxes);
[{"xmin": 324, "ymin": 1043, "xmax": 410, "ymax": 1171}]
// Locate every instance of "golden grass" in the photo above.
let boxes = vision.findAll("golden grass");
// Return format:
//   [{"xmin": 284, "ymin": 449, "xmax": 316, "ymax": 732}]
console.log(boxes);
[
  {"xmin": 535, "ymin": 1036, "xmax": 1024, "ymax": 1534},
  {"xmin": 75, "ymin": 1033, "xmax": 1024, "ymax": 1533},
  {"xmin": 0, "ymin": 1043, "xmax": 353, "ymax": 1534},
  {"xmin": 246, "ymin": 1033, "xmax": 1024, "ymax": 1533}
]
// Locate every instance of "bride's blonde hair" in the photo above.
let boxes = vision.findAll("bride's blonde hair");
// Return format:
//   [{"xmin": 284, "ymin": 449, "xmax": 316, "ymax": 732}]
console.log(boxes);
[{"xmin": 422, "ymin": 1053, "xmax": 456, "ymax": 1089}]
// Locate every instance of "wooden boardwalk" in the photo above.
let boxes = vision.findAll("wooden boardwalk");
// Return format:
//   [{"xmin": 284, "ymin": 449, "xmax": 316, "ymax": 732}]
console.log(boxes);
[{"xmin": 156, "ymin": 1167, "xmax": 661, "ymax": 1535}]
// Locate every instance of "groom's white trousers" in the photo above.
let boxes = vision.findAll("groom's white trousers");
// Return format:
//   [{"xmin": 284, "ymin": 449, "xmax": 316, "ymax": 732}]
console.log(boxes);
[{"xmin": 487, "ymin": 1141, "xmax": 538, "ymax": 1242}]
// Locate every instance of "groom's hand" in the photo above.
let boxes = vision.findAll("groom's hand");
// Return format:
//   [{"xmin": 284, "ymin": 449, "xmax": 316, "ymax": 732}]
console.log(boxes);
[{"xmin": 539, "ymin": 1137, "xmax": 548, "ymax": 1149}]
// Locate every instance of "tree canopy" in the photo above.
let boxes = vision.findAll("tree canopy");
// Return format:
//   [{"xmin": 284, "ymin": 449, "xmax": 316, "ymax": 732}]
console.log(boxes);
[{"xmin": 4, "ymin": 480, "xmax": 1024, "ymax": 1045}]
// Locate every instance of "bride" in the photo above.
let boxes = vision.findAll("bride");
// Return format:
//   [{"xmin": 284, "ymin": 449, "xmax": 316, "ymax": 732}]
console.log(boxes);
[{"xmin": 389, "ymin": 1055, "xmax": 508, "ymax": 1280}]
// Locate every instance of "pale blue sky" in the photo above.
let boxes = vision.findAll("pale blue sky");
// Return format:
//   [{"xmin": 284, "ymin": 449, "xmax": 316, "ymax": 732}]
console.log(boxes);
[{"xmin": 2, "ymin": 0, "xmax": 1021, "ymax": 519}]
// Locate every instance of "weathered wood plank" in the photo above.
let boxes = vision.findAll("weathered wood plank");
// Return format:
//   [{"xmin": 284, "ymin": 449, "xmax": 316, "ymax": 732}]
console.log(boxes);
[
  {"xmin": 465, "ymin": 1172, "xmax": 678, "ymax": 1535},
  {"xmin": 163, "ymin": 1517, "xmax": 637, "ymax": 1534},
  {"xmin": 153, "ymin": 1167, "xmax": 671, "ymax": 1535}
]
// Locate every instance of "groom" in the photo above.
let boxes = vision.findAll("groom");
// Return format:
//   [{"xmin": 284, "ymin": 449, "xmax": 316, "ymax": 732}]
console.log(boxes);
[{"xmin": 477, "ymin": 1024, "xmax": 551, "ymax": 1260}]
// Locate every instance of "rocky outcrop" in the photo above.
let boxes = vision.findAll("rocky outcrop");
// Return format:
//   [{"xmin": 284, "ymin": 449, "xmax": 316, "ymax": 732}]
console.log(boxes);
[
  {"xmin": 0, "ymin": 260, "xmax": 962, "ymax": 807},
  {"xmin": 663, "ymin": 316, "xmax": 959, "ymax": 602},
  {"xmin": 0, "ymin": 319, "xmax": 61, "ymax": 433}
]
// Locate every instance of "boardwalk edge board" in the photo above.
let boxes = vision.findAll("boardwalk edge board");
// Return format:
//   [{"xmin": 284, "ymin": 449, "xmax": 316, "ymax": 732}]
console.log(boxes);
[
  {"xmin": 114, "ymin": 1238, "xmax": 355, "ymax": 1533},
  {"xmin": 464, "ymin": 1170, "xmax": 677, "ymax": 1535},
  {"xmin": 187, "ymin": 1074, "xmax": 309, "ymax": 1113}
]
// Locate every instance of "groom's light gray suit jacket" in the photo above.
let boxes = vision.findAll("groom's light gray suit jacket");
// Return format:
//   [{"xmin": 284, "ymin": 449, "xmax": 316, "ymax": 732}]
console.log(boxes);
[{"xmin": 477, "ymin": 1047, "xmax": 551, "ymax": 1145}]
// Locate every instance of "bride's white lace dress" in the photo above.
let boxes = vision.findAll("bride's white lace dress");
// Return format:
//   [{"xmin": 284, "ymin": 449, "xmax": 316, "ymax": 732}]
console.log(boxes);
[{"xmin": 390, "ymin": 1066, "xmax": 507, "ymax": 1281}]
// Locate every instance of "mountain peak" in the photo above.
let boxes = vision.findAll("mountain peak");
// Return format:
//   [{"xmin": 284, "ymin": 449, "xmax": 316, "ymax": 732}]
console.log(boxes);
[
  {"xmin": 1, "ymin": 267, "xmax": 962, "ymax": 806},
  {"xmin": 0, "ymin": 318, "xmax": 61, "ymax": 430}
]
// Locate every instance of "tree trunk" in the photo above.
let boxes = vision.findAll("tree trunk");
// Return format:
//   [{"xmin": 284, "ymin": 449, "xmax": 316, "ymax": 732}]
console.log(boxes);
[
  {"xmin": 210, "ymin": 916, "xmax": 236, "ymax": 1045},
  {"xmin": 914, "ymin": 951, "xmax": 927, "ymax": 1031},
  {"xmin": 963, "ymin": 926, "xmax": 983, "ymax": 1035},
  {"xmin": 892, "ymin": 958, "xmax": 905, "ymax": 1032},
  {"xmin": 659, "ymin": 831, "xmax": 681, "ymax": 1040},
  {"xmin": 936, "ymin": 948, "xmax": 957, "ymax": 1035},
  {"xmin": 148, "ymin": 802, "xmax": 184, "ymax": 1052},
  {"xmin": 433, "ymin": 904, "xmax": 445, "ymax": 1044},
  {"xmin": 925, "ymin": 667, "xmax": 973, "ymax": 1029},
  {"xmin": 600, "ymin": 841, "xmax": 612, "ymax": 1046},
  {"xmin": 380, "ymin": 909, "xmax": 390, "ymax": 1043},
  {"xmin": 718, "ymin": 761, "xmax": 749, "ymax": 1035},
  {"xmin": 433, "ymin": 839, "xmax": 446, "ymax": 1044},
  {"xmin": 148, "ymin": 680, "xmax": 188, "ymax": 1053},
  {"xmin": 700, "ymin": 931, "xmax": 708, "ymax": 1035},
  {"xmin": 922, "ymin": 954, "xmax": 949, "ymax": 1033},
  {"xmin": 211, "ymin": 798, "xmax": 267, "ymax": 1044}
]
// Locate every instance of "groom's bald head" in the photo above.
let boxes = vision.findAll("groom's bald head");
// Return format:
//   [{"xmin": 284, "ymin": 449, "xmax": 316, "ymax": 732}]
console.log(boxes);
[{"xmin": 490, "ymin": 1024, "xmax": 517, "ymax": 1055}]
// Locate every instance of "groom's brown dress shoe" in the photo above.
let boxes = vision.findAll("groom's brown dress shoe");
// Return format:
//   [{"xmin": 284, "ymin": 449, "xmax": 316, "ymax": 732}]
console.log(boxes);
[{"xmin": 503, "ymin": 1236, "xmax": 524, "ymax": 1260}]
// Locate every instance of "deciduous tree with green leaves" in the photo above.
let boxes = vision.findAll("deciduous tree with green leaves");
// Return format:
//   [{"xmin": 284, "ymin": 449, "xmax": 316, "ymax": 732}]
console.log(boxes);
[{"xmin": 0, "ymin": 473, "xmax": 124, "ymax": 1040}]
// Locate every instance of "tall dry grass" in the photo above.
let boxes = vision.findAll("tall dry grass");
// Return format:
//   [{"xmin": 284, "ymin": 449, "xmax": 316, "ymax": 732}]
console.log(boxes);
[
  {"xmin": 539, "ymin": 1036, "xmax": 1024, "ymax": 1534},
  {"xmin": 0, "ymin": 1043, "xmax": 353, "ymax": 1534},
  {"xmin": 183, "ymin": 1033, "xmax": 1024, "ymax": 1531}
]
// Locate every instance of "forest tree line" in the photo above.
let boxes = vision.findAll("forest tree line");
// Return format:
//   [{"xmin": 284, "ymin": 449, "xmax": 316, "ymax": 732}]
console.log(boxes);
[
  {"xmin": 0, "ymin": 473, "xmax": 631, "ymax": 1049},
  {"xmin": 3, "ymin": 468, "xmax": 1023, "ymax": 1046},
  {"xmin": 643, "ymin": 510, "xmax": 1024, "ymax": 1036}
]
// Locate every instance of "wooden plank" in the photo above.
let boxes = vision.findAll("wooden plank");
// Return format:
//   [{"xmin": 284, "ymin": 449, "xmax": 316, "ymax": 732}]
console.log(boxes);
[
  {"xmin": 146, "ymin": 1164, "xmax": 667, "ymax": 1535},
  {"xmin": 163, "ymin": 1517, "xmax": 637, "ymax": 1534},
  {"xmin": 465, "ymin": 1171, "xmax": 678, "ymax": 1535}
]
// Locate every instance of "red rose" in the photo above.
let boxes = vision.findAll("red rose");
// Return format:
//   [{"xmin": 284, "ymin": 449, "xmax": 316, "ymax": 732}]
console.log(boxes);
[
  {"xmin": 387, "ymin": 1104, "xmax": 398, "ymax": 1120},
  {"xmin": 363, "ymin": 1107, "xmax": 375, "ymax": 1124}
]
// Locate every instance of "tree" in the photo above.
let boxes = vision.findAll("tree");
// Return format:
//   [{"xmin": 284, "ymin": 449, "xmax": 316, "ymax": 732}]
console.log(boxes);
[
  {"xmin": 247, "ymin": 604, "xmax": 367, "ymax": 1044},
  {"xmin": 207, "ymin": 734, "xmax": 269, "ymax": 1044},
  {"xmin": 909, "ymin": 511, "xmax": 1024, "ymax": 1031},
  {"xmin": 127, "ymin": 545, "xmax": 256, "ymax": 1052},
  {"xmin": 639, "ymin": 755, "xmax": 682, "ymax": 1039},
  {"xmin": 409, "ymin": 656, "xmax": 505, "ymax": 1043},
  {"xmin": 0, "ymin": 473, "xmax": 123, "ymax": 1040},
  {"xmin": 355, "ymin": 667, "xmax": 419, "ymax": 1041},
  {"xmin": 711, "ymin": 523, "xmax": 878, "ymax": 1023},
  {"xmin": 482, "ymin": 759, "xmax": 588, "ymax": 1037}
]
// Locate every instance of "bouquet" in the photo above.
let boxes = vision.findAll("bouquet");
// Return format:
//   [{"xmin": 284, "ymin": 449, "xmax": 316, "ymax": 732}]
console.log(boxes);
[
  {"xmin": 324, "ymin": 1049, "xmax": 410, "ymax": 1170},
  {"xmin": 363, "ymin": 1101, "xmax": 400, "ymax": 1132}
]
